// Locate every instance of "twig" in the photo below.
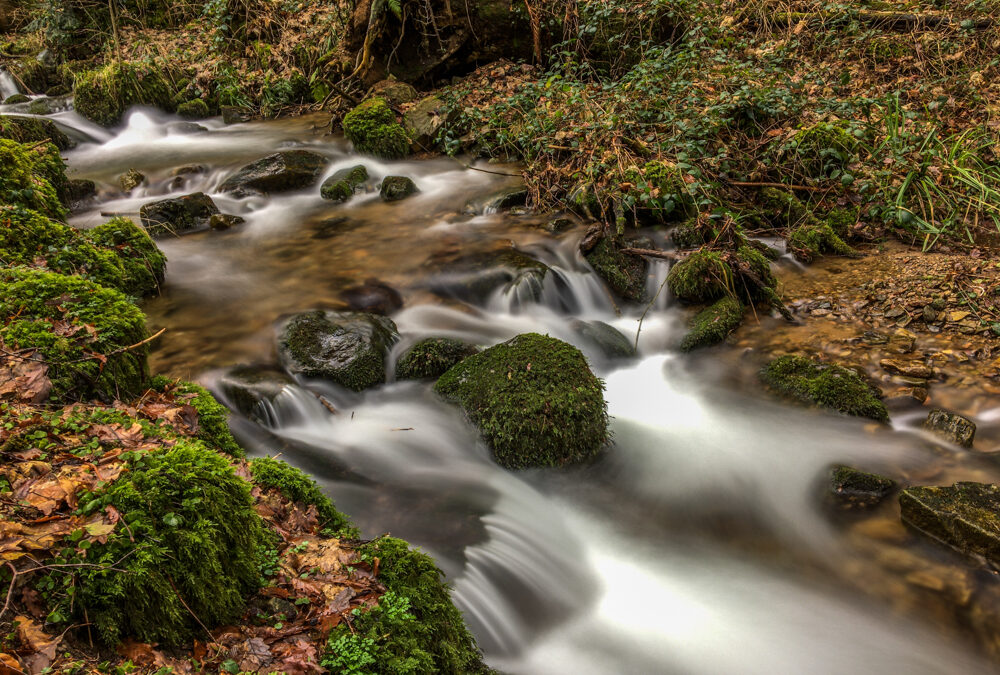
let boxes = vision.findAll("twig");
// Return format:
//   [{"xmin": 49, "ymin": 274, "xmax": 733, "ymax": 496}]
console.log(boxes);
[
  {"xmin": 724, "ymin": 180, "xmax": 827, "ymax": 193},
  {"xmin": 621, "ymin": 247, "xmax": 683, "ymax": 261}
]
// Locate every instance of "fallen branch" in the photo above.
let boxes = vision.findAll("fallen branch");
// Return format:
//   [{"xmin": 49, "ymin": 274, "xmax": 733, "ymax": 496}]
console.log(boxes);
[
  {"xmin": 765, "ymin": 11, "xmax": 993, "ymax": 31},
  {"xmin": 723, "ymin": 180, "xmax": 827, "ymax": 194},
  {"xmin": 621, "ymin": 247, "xmax": 684, "ymax": 261}
]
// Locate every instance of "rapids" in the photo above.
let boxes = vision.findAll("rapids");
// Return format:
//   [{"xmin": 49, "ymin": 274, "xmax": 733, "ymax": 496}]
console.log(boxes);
[{"xmin": 57, "ymin": 107, "xmax": 1000, "ymax": 674}]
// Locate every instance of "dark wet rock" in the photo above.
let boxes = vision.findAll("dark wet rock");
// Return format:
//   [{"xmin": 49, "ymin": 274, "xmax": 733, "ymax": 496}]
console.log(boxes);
[
  {"xmin": 24, "ymin": 95, "xmax": 69, "ymax": 116},
  {"xmin": 140, "ymin": 192, "xmax": 220, "ymax": 237},
  {"xmin": 44, "ymin": 84, "xmax": 69, "ymax": 97},
  {"xmin": 570, "ymin": 320, "xmax": 635, "ymax": 360},
  {"xmin": 171, "ymin": 164, "xmax": 206, "ymax": 177},
  {"xmin": 216, "ymin": 365, "xmax": 294, "ymax": 422},
  {"xmin": 900, "ymin": 482, "xmax": 1000, "ymax": 566},
  {"xmin": 176, "ymin": 98, "xmax": 209, "ymax": 119},
  {"xmin": 119, "ymin": 168, "xmax": 145, "ymax": 192},
  {"xmin": 221, "ymin": 106, "xmax": 253, "ymax": 124},
  {"xmin": 544, "ymin": 217, "xmax": 575, "ymax": 234},
  {"xmin": 395, "ymin": 337, "xmax": 479, "ymax": 380},
  {"xmin": 65, "ymin": 178, "xmax": 96, "ymax": 204},
  {"xmin": 220, "ymin": 150, "xmax": 328, "ymax": 195},
  {"xmin": 464, "ymin": 186, "xmax": 528, "ymax": 216},
  {"xmin": 827, "ymin": 465, "xmax": 896, "ymax": 511},
  {"xmin": 277, "ymin": 310, "xmax": 399, "ymax": 391},
  {"xmin": 760, "ymin": 355, "xmax": 889, "ymax": 422},
  {"xmin": 320, "ymin": 165, "xmax": 368, "ymax": 202},
  {"xmin": 209, "ymin": 213, "xmax": 245, "ymax": 231},
  {"xmin": 880, "ymin": 358, "xmax": 933, "ymax": 379},
  {"xmin": 403, "ymin": 95, "xmax": 449, "ymax": 147},
  {"xmin": 370, "ymin": 79, "xmax": 419, "ymax": 105},
  {"xmin": 923, "ymin": 409, "xmax": 976, "ymax": 448},
  {"xmin": 3, "ymin": 94, "xmax": 29, "ymax": 104},
  {"xmin": 339, "ymin": 278, "xmax": 403, "ymax": 315},
  {"xmin": 380, "ymin": 175, "xmax": 418, "ymax": 201},
  {"xmin": 166, "ymin": 121, "xmax": 208, "ymax": 134},
  {"xmin": 310, "ymin": 216, "xmax": 356, "ymax": 240},
  {"xmin": 426, "ymin": 249, "xmax": 549, "ymax": 305},
  {"xmin": 584, "ymin": 234, "xmax": 648, "ymax": 302}
]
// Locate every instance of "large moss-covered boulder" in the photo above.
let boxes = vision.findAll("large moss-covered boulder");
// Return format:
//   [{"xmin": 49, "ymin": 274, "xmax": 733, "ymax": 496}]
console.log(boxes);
[
  {"xmin": 679, "ymin": 296, "xmax": 744, "ymax": 351},
  {"xmin": 322, "ymin": 536, "xmax": 490, "ymax": 674},
  {"xmin": 70, "ymin": 441, "xmax": 266, "ymax": 645},
  {"xmin": 139, "ymin": 192, "xmax": 219, "ymax": 237},
  {"xmin": 0, "ymin": 268, "xmax": 150, "ymax": 402},
  {"xmin": 0, "ymin": 138, "xmax": 66, "ymax": 219},
  {"xmin": 395, "ymin": 337, "xmax": 479, "ymax": 380},
  {"xmin": 667, "ymin": 250, "xmax": 733, "ymax": 303},
  {"xmin": 761, "ymin": 355, "xmax": 888, "ymax": 422},
  {"xmin": 320, "ymin": 164, "xmax": 368, "ymax": 202},
  {"xmin": 220, "ymin": 150, "xmax": 328, "ymax": 195},
  {"xmin": 0, "ymin": 114, "xmax": 72, "ymax": 150},
  {"xmin": 435, "ymin": 333, "xmax": 608, "ymax": 469},
  {"xmin": 585, "ymin": 235, "xmax": 648, "ymax": 302},
  {"xmin": 277, "ymin": 310, "xmax": 399, "ymax": 391},
  {"xmin": 74, "ymin": 61, "xmax": 175, "ymax": 126},
  {"xmin": 342, "ymin": 97, "xmax": 411, "ymax": 160},
  {"xmin": 900, "ymin": 482, "xmax": 1000, "ymax": 567}
]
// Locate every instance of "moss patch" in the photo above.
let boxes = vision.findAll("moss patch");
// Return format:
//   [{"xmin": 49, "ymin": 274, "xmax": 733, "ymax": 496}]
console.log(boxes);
[
  {"xmin": 434, "ymin": 333, "xmax": 608, "ymax": 469},
  {"xmin": 176, "ymin": 98, "xmax": 209, "ymax": 119},
  {"xmin": 322, "ymin": 536, "xmax": 491, "ymax": 674},
  {"xmin": 0, "ymin": 115, "xmax": 72, "ymax": 150},
  {"xmin": 783, "ymin": 121, "xmax": 859, "ymax": 178},
  {"xmin": 760, "ymin": 355, "xmax": 888, "ymax": 422},
  {"xmin": 788, "ymin": 222, "xmax": 854, "ymax": 262},
  {"xmin": 679, "ymin": 296, "xmax": 744, "ymax": 351},
  {"xmin": 628, "ymin": 160, "xmax": 697, "ymax": 223},
  {"xmin": 900, "ymin": 482, "xmax": 1000, "ymax": 566},
  {"xmin": 250, "ymin": 456, "xmax": 355, "ymax": 535},
  {"xmin": 667, "ymin": 250, "xmax": 733, "ymax": 303},
  {"xmin": 0, "ymin": 139, "xmax": 66, "ymax": 219},
  {"xmin": 74, "ymin": 61, "xmax": 175, "ymax": 127},
  {"xmin": 395, "ymin": 337, "xmax": 479, "ymax": 380},
  {"xmin": 759, "ymin": 188, "xmax": 854, "ymax": 262},
  {"xmin": 173, "ymin": 380, "xmax": 243, "ymax": 456},
  {"xmin": 585, "ymin": 236, "xmax": 648, "ymax": 302},
  {"xmin": 342, "ymin": 97, "xmax": 411, "ymax": 160},
  {"xmin": 87, "ymin": 217, "xmax": 167, "ymax": 296}
]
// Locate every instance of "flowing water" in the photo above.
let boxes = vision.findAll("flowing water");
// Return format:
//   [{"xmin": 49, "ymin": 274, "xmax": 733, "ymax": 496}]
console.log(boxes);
[{"xmin": 55, "ymin": 107, "xmax": 1000, "ymax": 673}]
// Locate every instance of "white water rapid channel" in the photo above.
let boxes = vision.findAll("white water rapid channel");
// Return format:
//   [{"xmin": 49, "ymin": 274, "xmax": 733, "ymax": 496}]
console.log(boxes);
[{"xmin": 54, "ymin": 107, "xmax": 1000, "ymax": 673}]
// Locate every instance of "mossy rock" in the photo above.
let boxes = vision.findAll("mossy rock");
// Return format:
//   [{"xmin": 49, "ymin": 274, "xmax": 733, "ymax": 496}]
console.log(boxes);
[
  {"xmin": 0, "ymin": 114, "xmax": 72, "ymax": 150},
  {"xmin": 569, "ymin": 319, "xmax": 635, "ymax": 360},
  {"xmin": 250, "ymin": 456, "xmax": 355, "ymax": 535},
  {"xmin": 215, "ymin": 365, "xmax": 294, "ymax": 422},
  {"xmin": 3, "ymin": 94, "xmax": 29, "ymax": 104},
  {"xmin": 671, "ymin": 221, "xmax": 707, "ymax": 249},
  {"xmin": 900, "ymin": 482, "xmax": 1000, "ymax": 567},
  {"xmin": 277, "ymin": 310, "xmax": 399, "ymax": 391},
  {"xmin": 923, "ymin": 409, "xmax": 976, "ymax": 448},
  {"xmin": 68, "ymin": 441, "xmax": 266, "ymax": 645},
  {"xmin": 427, "ymin": 249, "xmax": 550, "ymax": 305},
  {"xmin": 758, "ymin": 188, "xmax": 854, "ymax": 262},
  {"xmin": 679, "ymin": 296, "xmax": 744, "ymax": 352},
  {"xmin": 395, "ymin": 337, "xmax": 479, "ymax": 380},
  {"xmin": 320, "ymin": 164, "xmax": 368, "ymax": 202},
  {"xmin": 783, "ymin": 121, "xmax": 860, "ymax": 178},
  {"xmin": 788, "ymin": 222, "xmax": 854, "ymax": 262},
  {"xmin": 174, "ymin": 380, "xmax": 243, "ymax": 456},
  {"xmin": 74, "ymin": 61, "xmax": 176, "ymax": 126},
  {"xmin": 342, "ymin": 97, "xmax": 411, "ymax": 160},
  {"xmin": 828, "ymin": 465, "xmax": 896, "ymax": 511},
  {"xmin": 65, "ymin": 178, "xmax": 97, "ymax": 203},
  {"xmin": 219, "ymin": 150, "xmax": 328, "ymax": 195},
  {"xmin": 87, "ymin": 217, "xmax": 167, "ymax": 295},
  {"xmin": 667, "ymin": 250, "xmax": 733, "ymax": 303},
  {"xmin": 434, "ymin": 333, "xmax": 608, "ymax": 469},
  {"xmin": 380, "ymin": 175, "xmax": 418, "ymax": 201},
  {"xmin": 0, "ymin": 267, "xmax": 149, "ymax": 402},
  {"xmin": 139, "ymin": 192, "xmax": 219, "ymax": 237},
  {"xmin": 760, "ymin": 355, "xmax": 888, "ymax": 422},
  {"xmin": 0, "ymin": 138, "xmax": 66, "ymax": 219},
  {"xmin": 825, "ymin": 206, "xmax": 859, "ymax": 238},
  {"xmin": 733, "ymin": 245, "xmax": 777, "ymax": 301},
  {"xmin": 585, "ymin": 235, "xmax": 648, "ymax": 302},
  {"xmin": 176, "ymin": 98, "xmax": 209, "ymax": 119},
  {"xmin": 322, "ymin": 536, "xmax": 491, "ymax": 674}
]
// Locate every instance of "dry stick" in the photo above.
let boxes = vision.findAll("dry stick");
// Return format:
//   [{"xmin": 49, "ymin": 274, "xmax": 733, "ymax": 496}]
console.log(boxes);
[
  {"xmin": 621, "ymin": 247, "xmax": 683, "ymax": 261},
  {"xmin": 633, "ymin": 274, "xmax": 671, "ymax": 353},
  {"xmin": 724, "ymin": 180, "xmax": 827, "ymax": 193}
]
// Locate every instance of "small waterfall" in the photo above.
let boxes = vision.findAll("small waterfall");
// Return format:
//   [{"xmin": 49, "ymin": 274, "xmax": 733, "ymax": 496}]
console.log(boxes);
[{"xmin": 0, "ymin": 69, "xmax": 21, "ymax": 100}]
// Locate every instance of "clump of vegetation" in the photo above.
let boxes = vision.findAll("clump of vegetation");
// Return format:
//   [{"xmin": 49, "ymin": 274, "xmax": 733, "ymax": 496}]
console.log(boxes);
[
  {"xmin": 761, "ymin": 355, "xmax": 889, "ymax": 423},
  {"xmin": 0, "ymin": 267, "xmax": 149, "ymax": 402},
  {"xmin": 62, "ymin": 441, "xmax": 266, "ymax": 645},
  {"xmin": 395, "ymin": 337, "xmax": 479, "ymax": 380},
  {"xmin": 0, "ymin": 115, "xmax": 72, "ymax": 150},
  {"xmin": 250, "ymin": 456, "xmax": 356, "ymax": 535},
  {"xmin": 585, "ymin": 235, "xmax": 648, "ymax": 302},
  {"xmin": 74, "ymin": 61, "xmax": 175, "ymax": 126},
  {"xmin": 87, "ymin": 217, "xmax": 167, "ymax": 295},
  {"xmin": 787, "ymin": 221, "xmax": 855, "ymax": 262},
  {"xmin": 322, "ymin": 536, "xmax": 490, "ymax": 674},
  {"xmin": 435, "ymin": 333, "xmax": 608, "ymax": 469},
  {"xmin": 758, "ymin": 188, "xmax": 854, "ymax": 262},
  {"xmin": 667, "ymin": 250, "xmax": 732, "ymax": 303},
  {"xmin": 174, "ymin": 380, "xmax": 244, "ymax": 456},
  {"xmin": 0, "ymin": 139, "xmax": 66, "ymax": 219},
  {"xmin": 679, "ymin": 296, "xmax": 743, "ymax": 351},
  {"xmin": 342, "ymin": 97, "xmax": 411, "ymax": 159},
  {"xmin": 176, "ymin": 97, "xmax": 209, "ymax": 119},
  {"xmin": 780, "ymin": 121, "xmax": 860, "ymax": 179},
  {"xmin": 625, "ymin": 160, "xmax": 697, "ymax": 224}
]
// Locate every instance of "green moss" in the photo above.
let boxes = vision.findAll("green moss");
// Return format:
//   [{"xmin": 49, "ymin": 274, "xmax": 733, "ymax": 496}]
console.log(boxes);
[
  {"xmin": 824, "ymin": 206, "xmax": 859, "ymax": 238},
  {"xmin": 3, "ymin": 94, "xmax": 29, "ymax": 104},
  {"xmin": 250, "ymin": 456, "xmax": 355, "ymax": 535},
  {"xmin": 759, "ymin": 188, "xmax": 854, "ymax": 262},
  {"xmin": 86, "ymin": 217, "xmax": 167, "ymax": 296},
  {"xmin": 734, "ymin": 245, "xmax": 776, "ymax": 300},
  {"xmin": 322, "ymin": 536, "xmax": 491, "ymax": 674},
  {"xmin": 679, "ymin": 296, "xmax": 744, "ymax": 351},
  {"xmin": 671, "ymin": 221, "xmax": 706, "ymax": 249},
  {"xmin": 173, "ymin": 381, "xmax": 243, "ymax": 457},
  {"xmin": 74, "ymin": 61, "xmax": 175, "ymax": 127},
  {"xmin": 321, "ymin": 165, "xmax": 369, "ymax": 202},
  {"xmin": 0, "ymin": 139, "xmax": 66, "ymax": 219},
  {"xmin": 66, "ymin": 441, "xmax": 266, "ymax": 645},
  {"xmin": 788, "ymin": 222, "xmax": 854, "ymax": 262},
  {"xmin": 761, "ymin": 355, "xmax": 888, "ymax": 422},
  {"xmin": 0, "ymin": 115, "xmax": 72, "ymax": 150},
  {"xmin": 667, "ymin": 250, "xmax": 733, "ymax": 303},
  {"xmin": 342, "ymin": 97, "xmax": 411, "ymax": 160},
  {"xmin": 900, "ymin": 482, "xmax": 1000, "ymax": 566},
  {"xmin": 628, "ymin": 160, "xmax": 697, "ymax": 223},
  {"xmin": 176, "ymin": 98, "xmax": 209, "ymax": 119},
  {"xmin": 0, "ymin": 267, "xmax": 149, "ymax": 402},
  {"xmin": 585, "ymin": 236, "xmax": 648, "ymax": 302},
  {"xmin": 434, "ymin": 333, "xmax": 608, "ymax": 469},
  {"xmin": 784, "ymin": 121, "xmax": 859, "ymax": 178},
  {"xmin": 395, "ymin": 338, "xmax": 479, "ymax": 380}
]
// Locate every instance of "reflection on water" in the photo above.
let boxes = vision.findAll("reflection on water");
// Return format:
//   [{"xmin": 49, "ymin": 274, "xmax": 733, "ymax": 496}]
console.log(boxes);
[{"xmin": 64, "ymin": 105, "xmax": 1000, "ymax": 674}]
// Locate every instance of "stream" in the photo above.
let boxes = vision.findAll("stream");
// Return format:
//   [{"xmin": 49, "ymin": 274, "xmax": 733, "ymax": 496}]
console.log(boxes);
[{"xmin": 18, "ymin": 102, "xmax": 1000, "ymax": 673}]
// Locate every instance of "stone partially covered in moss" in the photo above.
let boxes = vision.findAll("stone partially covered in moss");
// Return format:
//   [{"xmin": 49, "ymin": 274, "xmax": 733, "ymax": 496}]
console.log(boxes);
[
  {"xmin": 923, "ymin": 409, "xmax": 976, "ymax": 448},
  {"xmin": 87, "ymin": 217, "xmax": 167, "ymax": 295},
  {"xmin": 783, "ymin": 121, "xmax": 859, "ymax": 178},
  {"xmin": 427, "ymin": 249, "xmax": 549, "ymax": 305},
  {"xmin": 0, "ymin": 139, "xmax": 66, "ymax": 219},
  {"xmin": 220, "ymin": 150, "xmax": 328, "ymax": 195},
  {"xmin": 435, "ymin": 333, "xmax": 608, "ymax": 469},
  {"xmin": 900, "ymin": 482, "xmax": 1000, "ymax": 567},
  {"xmin": 320, "ymin": 164, "xmax": 368, "ymax": 202},
  {"xmin": 250, "ymin": 456, "xmax": 355, "ymax": 535},
  {"xmin": 342, "ymin": 97, "xmax": 411, "ymax": 160},
  {"xmin": 679, "ymin": 296, "xmax": 744, "ymax": 352},
  {"xmin": 176, "ymin": 98, "xmax": 209, "ymax": 119},
  {"xmin": 380, "ymin": 175, "xmax": 419, "ymax": 201},
  {"xmin": 74, "ymin": 61, "xmax": 175, "ymax": 126},
  {"xmin": 671, "ymin": 221, "xmax": 707, "ymax": 249},
  {"xmin": 395, "ymin": 337, "xmax": 479, "ymax": 380},
  {"xmin": 585, "ymin": 235, "xmax": 648, "ymax": 302},
  {"xmin": 70, "ymin": 441, "xmax": 266, "ymax": 645},
  {"xmin": 0, "ymin": 114, "xmax": 72, "ymax": 150},
  {"xmin": 140, "ymin": 192, "xmax": 219, "ymax": 237},
  {"xmin": 322, "ymin": 536, "xmax": 491, "ymax": 674},
  {"xmin": 828, "ymin": 465, "xmax": 896, "ymax": 511},
  {"xmin": 215, "ymin": 365, "xmax": 293, "ymax": 422},
  {"xmin": 759, "ymin": 188, "xmax": 854, "ymax": 262},
  {"xmin": 0, "ymin": 268, "xmax": 149, "ymax": 402},
  {"xmin": 761, "ymin": 355, "xmax": 888, "ymax": 422},
  {"xmin": 3, "ymin": 94, "xmax": 29, "ymax": 104},
  {"xmin": 277, "ymin": 310, "xmax": 399, "ymax": 391},
  {"xmin": 174, "ymin": 381, "xmax": 243, "ymax": 456},
  {"xmin": 667, "ymin": 250, "xmax": 733, "ymax": 303}
]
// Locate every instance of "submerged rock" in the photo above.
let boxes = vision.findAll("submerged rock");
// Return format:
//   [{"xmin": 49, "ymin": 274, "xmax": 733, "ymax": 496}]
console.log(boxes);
[
  {"xmin": 464, "ymin": 186, "xmax": 528, "ymax": 215},
  {"xmin": 339, "ymin": 278, "xmax": 403, "ymax": 315},
  {"xmin": 216, "ymin": 365, "xmax": 295, "ymax": 422},
  {"xmin": 140, "ymin": 192, "xmax": 220, "ymax": 237},
  {"xmin": 828, "ymin": 465, "xmax": 896, "ymax": 511},
  {"xmin": 760, "ymin": 355, "xmax": 889, "ymax": 422},
  {"xmin": 320, "ymin": 164, "xmax": 368, "ymax": 202},
  {"xmin": 923, "ymin": 409, "xmax": 976, "ymax": 448},
  {"xmin": 277, "ymin": 310, "xmax": 399, "ymax": 391},
  {"xmin": 570, "ymin": 320, "xmax": 635, "ymax": 360},
  {"xmin": 220, "ymin": 150, "xmax": 328, "ymax": 195},
  {"xmin": 427, "ymin": 249, "xmax": 549, "ymax": 305},
  {"xmin": 900, "ymin": 482, "xmax": 1000, "ymax": 566},
  {"xmin": 395, "ymin": 337, "xmax": 479, "ymax": 380},
  {"xmin": 380, "ymin": 175, "xmax": 418, "ymax": 201},
  {"xmin": 435, "ymin": 333, "xmax": 608, "ymax": 469}
]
